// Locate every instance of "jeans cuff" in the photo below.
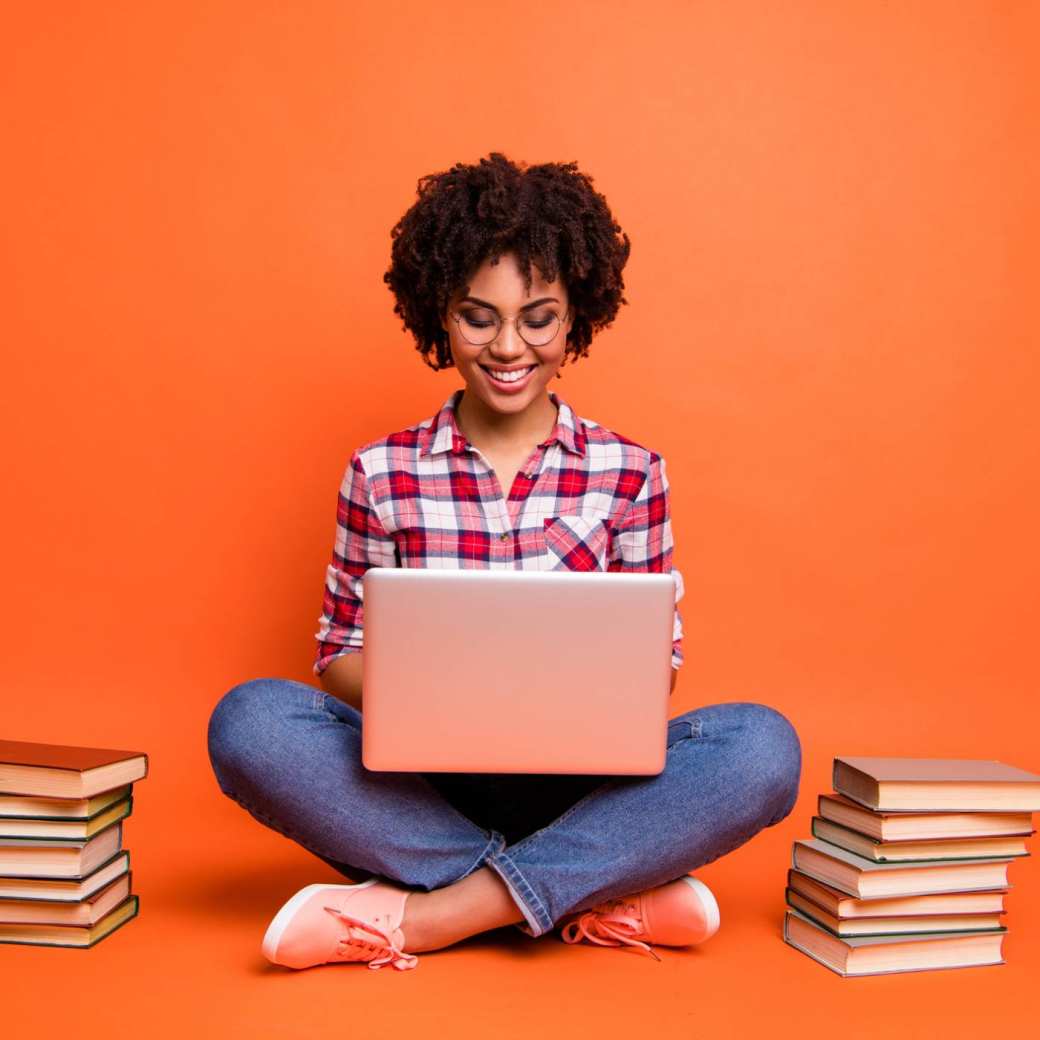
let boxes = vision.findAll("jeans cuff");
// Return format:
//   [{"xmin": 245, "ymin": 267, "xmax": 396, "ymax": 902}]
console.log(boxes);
[
  {"xmin": 449, "ymin": 827, "xmax": 509, "ymax": 886},
  {"xmin": 484, "ymin": 848, "xmax": 554, "ymax": 938}
]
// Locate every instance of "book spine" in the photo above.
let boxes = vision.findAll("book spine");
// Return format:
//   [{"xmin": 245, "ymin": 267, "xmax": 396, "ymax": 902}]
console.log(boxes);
[{"xmin": 782, "ymin": 911, "xmax": 846, "ymax": 976}]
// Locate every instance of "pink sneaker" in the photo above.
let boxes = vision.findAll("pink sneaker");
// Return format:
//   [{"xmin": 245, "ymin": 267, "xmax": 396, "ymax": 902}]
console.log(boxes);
[
  {"xmin": 261, "ymin": 877, "xmax": 419, "ymax": 971},
  {"xmin": 558, "ymin": 876, "xmax": 720, "ymax": 960}
]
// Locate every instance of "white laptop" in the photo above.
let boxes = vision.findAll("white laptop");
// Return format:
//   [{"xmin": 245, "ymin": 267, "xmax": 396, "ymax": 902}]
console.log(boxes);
[{"xmin": 359, "ymin": 568, "xmax": 676, "ymax": 775}]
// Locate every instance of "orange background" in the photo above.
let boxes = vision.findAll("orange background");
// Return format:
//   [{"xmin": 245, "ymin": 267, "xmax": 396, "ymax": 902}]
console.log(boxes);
[{"xmin": 2, "ymin": 1, "xmax": 1037, "ymax": 1035}]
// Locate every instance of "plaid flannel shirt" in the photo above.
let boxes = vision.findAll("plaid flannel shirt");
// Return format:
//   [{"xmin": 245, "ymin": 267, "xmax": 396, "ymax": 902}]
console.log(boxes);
[{"xmin": 314, "ymin": 388, "xmax": 685, "ymax": 676}]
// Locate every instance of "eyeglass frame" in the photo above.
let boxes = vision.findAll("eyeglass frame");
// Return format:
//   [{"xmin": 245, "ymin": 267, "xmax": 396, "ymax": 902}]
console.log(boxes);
[{"xmin": 448, "ymin": 305, "xmax": 571, "ymax": 348}]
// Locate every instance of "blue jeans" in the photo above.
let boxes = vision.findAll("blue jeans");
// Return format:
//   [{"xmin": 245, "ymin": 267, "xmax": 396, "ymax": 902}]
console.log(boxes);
[{"xmin": 206, "ymin": 678, "xmax": 801, "ymax": 938}]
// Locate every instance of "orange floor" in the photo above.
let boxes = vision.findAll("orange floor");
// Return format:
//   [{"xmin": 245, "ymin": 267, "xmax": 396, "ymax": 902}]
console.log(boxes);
[{"xmin": 4, "ymin": 740, "xmax": 1038, "ymax": 1039}]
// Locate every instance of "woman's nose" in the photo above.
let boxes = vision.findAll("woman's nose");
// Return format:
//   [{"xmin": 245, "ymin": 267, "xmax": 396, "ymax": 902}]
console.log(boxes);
[{"xmin": 493, "ymin": 318, "xmax": 526, "ymax": 352}]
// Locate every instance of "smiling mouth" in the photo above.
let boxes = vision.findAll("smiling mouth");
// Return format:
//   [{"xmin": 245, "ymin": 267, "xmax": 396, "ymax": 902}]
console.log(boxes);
[{"xmin": 480, "ymin": 364, "xmax": 538, "ymax": 384}]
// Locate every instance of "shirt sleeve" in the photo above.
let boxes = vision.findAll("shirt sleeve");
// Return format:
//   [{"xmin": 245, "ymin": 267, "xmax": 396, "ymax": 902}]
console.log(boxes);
[
  {"xmin": 313, "ymin": 449, "xmax": 397, "ymax": 677},
  {"xmin": 610, "ymin": 452, "xmax": 685, "ymax": 670}
]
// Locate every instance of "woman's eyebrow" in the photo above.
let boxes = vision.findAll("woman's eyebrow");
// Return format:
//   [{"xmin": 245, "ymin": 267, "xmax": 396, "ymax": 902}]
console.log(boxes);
[{"xmin": 459, "ymin": 296, "xmax": 559, "ymax": 311}]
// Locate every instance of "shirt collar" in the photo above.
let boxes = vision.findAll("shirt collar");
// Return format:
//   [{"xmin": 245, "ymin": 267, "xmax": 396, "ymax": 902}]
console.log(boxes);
[{"xmin": 420, "ymin": 387, "xmax": 587, "ymax": 459}]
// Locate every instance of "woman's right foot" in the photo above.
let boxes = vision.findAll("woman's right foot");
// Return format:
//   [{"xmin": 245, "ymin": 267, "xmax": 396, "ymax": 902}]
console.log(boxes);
[
  {"xmin": 261, "ymin": 878, "xmax": 420, "ymax": 971},
  {"xmin": 557, "ymin": 875, "xmax": 721, "ymax": 960}
]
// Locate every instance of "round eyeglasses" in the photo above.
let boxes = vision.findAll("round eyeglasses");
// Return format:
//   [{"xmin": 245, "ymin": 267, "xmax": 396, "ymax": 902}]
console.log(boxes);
[{"xmin": 450, "ymin": 306, "xmax": 569, "ymax": 348}]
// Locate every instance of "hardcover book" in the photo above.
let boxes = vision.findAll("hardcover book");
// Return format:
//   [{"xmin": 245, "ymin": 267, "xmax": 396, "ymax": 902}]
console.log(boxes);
[
  {"xmin": 0, "ymin": 871, "xmax": 131, "ymax": 926},
  {"xmin": 0, "ymin": 796, "xmax": 132, "ymax": 841},
  {"xmin": 784, "ymin": 888, "xmax": 1005, "ymax": 937},
  {"xmin": 792, "ymin": 837, "xmax": 1016, "ymax": 898},
  {"xmin": 833, "ymin": 756, "xmax": 1040, "ymax": 812},
  {"xmin": 786, "ymin": 869, "xmax": 1008, "ymax": 919},
  {"xmin": 817, "ymin": 792, "xmax": 1034, "ymax": 841},
  {"xmin": 0, "ymin": 851, "xmax": 129, "ymax": 901},
  {"xmin": 0, "ymin": 821, "xmax": 123, "ymax": 879},
  {"xmin": 810, "ymin": 815, "xmax": 1030, "ymax": 862},
  {"xmin": 0, "ymin": 785, "xmax": 132, "ymax": 821},
  {"xmin": 784, "ymin": 907, "xmax": 1006, "ymax": 976},
  {"xmin": 0, "ymin": 740, "xmax": 147, "ymax": 799},
  {"xmin": 0, "ymin": 894, "xmax": 138, "ymax": 948}
]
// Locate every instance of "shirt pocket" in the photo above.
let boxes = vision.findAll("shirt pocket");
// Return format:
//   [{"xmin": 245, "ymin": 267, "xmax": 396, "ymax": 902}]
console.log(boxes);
[{"xmin": 542, "ymin": 514, "xmax": 612, "ymax": 572}]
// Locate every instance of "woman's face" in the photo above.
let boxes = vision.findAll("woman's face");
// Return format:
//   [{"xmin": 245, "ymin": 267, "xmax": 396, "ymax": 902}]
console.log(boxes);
[{"xmin": 441, "ymin": 251, "xmax": 573, "ymax": 414}]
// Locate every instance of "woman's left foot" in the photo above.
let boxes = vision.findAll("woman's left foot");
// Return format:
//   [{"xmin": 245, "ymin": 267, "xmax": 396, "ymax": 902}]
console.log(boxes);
[{"xmin": 557, "ymin": 875, "xmax": 720, "ymax": 960}]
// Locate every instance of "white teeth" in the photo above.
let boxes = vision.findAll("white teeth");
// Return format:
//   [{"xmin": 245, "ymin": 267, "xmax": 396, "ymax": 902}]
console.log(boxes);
[{"xmin": 486, "ymin": 366, "xmax": 534, "ymax": 383}]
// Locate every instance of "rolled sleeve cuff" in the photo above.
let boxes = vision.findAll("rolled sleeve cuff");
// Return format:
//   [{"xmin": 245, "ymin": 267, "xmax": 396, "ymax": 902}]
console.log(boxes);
[{"xmin": 314, "ymin": 643, "xmax": 362, "ymax": 677}]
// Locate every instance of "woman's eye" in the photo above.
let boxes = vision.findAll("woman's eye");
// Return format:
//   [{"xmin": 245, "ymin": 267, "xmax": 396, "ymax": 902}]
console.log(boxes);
[
  {"xmin": 462, "ymin": 310, "xmax": 496, "ymax": 328},
  {"xmin": 522, "ymin": 313, "xmax": 555, "ymax": 329}
]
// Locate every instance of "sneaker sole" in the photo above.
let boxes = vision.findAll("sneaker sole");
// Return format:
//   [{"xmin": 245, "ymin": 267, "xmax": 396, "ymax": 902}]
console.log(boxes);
[
  {"xmin": 678, "ymin": 876, "xmax": 721, "ymax": 940},
  {"xmin": 261, "ymin": 877, "xmax": 380, "ymax": 964}
]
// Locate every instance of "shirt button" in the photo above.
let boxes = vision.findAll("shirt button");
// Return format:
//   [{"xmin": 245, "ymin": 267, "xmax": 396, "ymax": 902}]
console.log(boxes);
[{"xmin": 499, "ymin": 532, "xmax": 510, "ymax": 541}]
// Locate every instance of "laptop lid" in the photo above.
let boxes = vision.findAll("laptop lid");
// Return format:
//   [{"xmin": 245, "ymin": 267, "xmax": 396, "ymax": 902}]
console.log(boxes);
[{"xmin": 360, "ymin": 567, "xmax": 674, "ymax": 775}]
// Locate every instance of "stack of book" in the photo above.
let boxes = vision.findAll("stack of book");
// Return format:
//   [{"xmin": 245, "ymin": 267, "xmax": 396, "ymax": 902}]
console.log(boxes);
[
  {"xmin": 783, "ymin": 755, "xmax": 1040, "ymax": 977},
  {"xmin": 0, "ymin": 739, "xmax": 148, "ymax": 949}
]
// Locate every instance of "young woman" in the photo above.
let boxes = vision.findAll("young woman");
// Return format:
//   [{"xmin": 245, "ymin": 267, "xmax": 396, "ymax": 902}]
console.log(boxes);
[{"xmin": 207, "ymin": 153, "xmax": 801, "ymax": 972}]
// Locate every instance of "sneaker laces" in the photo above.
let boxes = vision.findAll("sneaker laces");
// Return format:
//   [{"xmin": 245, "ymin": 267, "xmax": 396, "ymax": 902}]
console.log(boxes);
[
  {"xmin": 323, "ymin": 904, "xmax": 419, "ymax": 971},
  {"xmin": 559, "ymin": 898, "xmax": 662, "ymax": 962}
]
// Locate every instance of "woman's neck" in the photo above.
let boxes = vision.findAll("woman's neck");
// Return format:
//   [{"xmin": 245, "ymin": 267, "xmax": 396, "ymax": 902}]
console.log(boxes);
[{"xmin": 455, "ymin": 389, "xmax": 558, "ymax": 454}]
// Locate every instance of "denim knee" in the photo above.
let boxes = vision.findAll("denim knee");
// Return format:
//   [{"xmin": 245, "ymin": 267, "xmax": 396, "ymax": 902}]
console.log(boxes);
[
  {"xmin": 734, "ymin": 702, "xmax": 802, "ymax": 824},
  {"xmin": 207, "ymin": 677, "xmax": 308, "ymax": 792}
]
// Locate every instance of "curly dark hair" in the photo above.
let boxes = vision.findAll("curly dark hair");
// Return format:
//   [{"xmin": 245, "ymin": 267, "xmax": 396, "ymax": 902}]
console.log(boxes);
[{"xmin": 383, "ymin": 152, "xmax": 631, "ymax": 372}]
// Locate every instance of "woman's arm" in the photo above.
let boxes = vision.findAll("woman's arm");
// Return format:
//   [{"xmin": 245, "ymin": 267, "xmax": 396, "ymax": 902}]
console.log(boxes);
[
  {"xmin": 611, "ymin": 451, "xmax": 686, "ymax": 691},
  {"xmin": 320, "ymin": 650, "xmax": 364, "ymax": 712},
  {"xmin": 313, "ymin": 448, "xmax": 396, "ymax": 691}
]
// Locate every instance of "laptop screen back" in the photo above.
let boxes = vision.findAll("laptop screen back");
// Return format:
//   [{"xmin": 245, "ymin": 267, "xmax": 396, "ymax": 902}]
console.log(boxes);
[{"xmin": 360, "ymin": 568, "xmax": 675, "ymax": 775}]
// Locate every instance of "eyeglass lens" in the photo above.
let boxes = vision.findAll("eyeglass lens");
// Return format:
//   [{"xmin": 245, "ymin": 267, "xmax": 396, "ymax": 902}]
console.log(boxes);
[{"xmin": 454, "ymin": 307, "xmax": 562, "ymax": 347}]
